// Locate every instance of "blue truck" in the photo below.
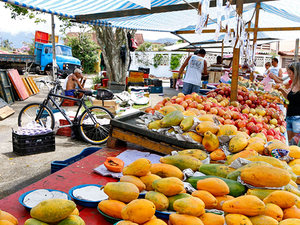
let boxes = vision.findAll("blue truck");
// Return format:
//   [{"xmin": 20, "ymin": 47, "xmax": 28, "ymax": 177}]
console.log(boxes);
[{"xmin": 0, "ymin": 42, "xmax": 81, "ymax": 78}]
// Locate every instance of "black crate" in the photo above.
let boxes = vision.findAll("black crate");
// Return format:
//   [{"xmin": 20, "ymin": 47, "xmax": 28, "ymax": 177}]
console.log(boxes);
[
  {"xmin": 12, "ymin": 131, "xmax": 55, "ymax": 156},
  {"xmin": 127, "ymin": 81, "xmax": 145, "ymax": 87},
  {"xmin": 153, "ymin": 79, "xmax": 162, "ymax": 87},
  {"xmin": 138, "ymin": 67, "xmax": 150, "ymax": 74}
]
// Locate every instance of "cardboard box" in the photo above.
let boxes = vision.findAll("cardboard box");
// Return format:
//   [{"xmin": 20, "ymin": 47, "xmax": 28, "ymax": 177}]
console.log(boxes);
[
  {"xmin": 92, "ymin": 99, "xmax": 119, "ymax": 114},
  {"xmin": 208, "ymin": 71, "xmax": 215, "ymax": 83}
]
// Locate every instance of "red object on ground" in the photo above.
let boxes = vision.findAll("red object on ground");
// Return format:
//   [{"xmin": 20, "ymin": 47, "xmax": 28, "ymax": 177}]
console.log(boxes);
[
  {"xmin": 61, "ymin": 96, "xmax": 76, "ymax": 106},
  {"xmin": 102, "ymin": 79, "xmax": 109, "ymax": 88},
  {"xmin": 56, "ymin": 116, "xmax": 74, "ymax": 137}
]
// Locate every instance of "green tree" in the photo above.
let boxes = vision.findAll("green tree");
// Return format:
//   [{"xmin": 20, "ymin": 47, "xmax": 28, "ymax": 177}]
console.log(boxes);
[
  {"xmin": 2, "ymin": 39, "xmax": 13, "ymax": 50},
  {"xmin": 66, "ymin": 32, "xmax": 99, "ymax": 74}
]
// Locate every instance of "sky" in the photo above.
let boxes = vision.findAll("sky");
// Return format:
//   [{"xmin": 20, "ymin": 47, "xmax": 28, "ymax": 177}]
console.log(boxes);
[{"xmin": 0, "ymin": 2, "xmax": 178, "ymax": 48}]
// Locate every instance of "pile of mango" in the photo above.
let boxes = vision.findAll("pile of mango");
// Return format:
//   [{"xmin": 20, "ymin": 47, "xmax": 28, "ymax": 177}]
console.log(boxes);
[
  {"xmin": 24, "ymin": 199, "xmax": 84, "ymax": 225},
  {"xmin": 100, "ymin": 144, "xmax": 300, "ymax": 225}
]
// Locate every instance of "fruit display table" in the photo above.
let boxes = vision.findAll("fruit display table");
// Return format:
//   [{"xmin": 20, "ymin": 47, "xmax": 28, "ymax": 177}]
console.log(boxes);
[{"xmin": 0, "ymin": 147, "xmax": 127, "ymax": 225}]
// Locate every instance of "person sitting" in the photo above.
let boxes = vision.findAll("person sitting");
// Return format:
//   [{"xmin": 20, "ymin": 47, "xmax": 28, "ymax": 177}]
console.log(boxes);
[
  {"xmin": 263, "ymin": 62, "xmax": 271, "ymax": 76},
  {"xmin": 63, "ymin": 68, "xmax": 86, "ymax": 98},
  {"xmin": 269, "ymin": 57, "xmax": 283, "ymax": 78}
]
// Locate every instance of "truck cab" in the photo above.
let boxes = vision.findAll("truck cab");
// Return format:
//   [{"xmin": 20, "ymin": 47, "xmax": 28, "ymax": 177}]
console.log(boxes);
[{"xmin": 34, "ymin": 42, "xmax": 81, "ymax": 78}]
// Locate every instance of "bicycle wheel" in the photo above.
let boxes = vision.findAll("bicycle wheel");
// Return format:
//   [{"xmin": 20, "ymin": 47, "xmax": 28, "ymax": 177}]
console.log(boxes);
[
  {"xmin": 48, "ymin": 86, "xmax": 64, "ymax": 109},
  {"xmin": 18, "ymin": 103, "xmax": 55, "ymax": 129},
  {"xmin": 78, "ymin": 106, "xmax": 114, "ymax": 145}
]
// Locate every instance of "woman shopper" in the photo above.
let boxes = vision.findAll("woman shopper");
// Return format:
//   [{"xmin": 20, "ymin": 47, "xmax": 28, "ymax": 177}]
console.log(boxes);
[{"xmin": 278, "ymin": 62, "xmax": 300, "ymax": 142}]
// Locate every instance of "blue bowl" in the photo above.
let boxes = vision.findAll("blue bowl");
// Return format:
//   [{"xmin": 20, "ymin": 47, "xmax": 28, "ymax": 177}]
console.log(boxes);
[
  {"xmin": 69, "ymin": 184, "xmax": 106, "ymax": 207},
  {"xmin": 98, "ymin": 207, "xmax": 122, "ymax": 224},
  {"xmin": 155, "ymin": 210, "xmax": 176, "ymax": 220},
  {"xmin": 19, "ymin": 189, "xmax": 71, "ymax": 211}
]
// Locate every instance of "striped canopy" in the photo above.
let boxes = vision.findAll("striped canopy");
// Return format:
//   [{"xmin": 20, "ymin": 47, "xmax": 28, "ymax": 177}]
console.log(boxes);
[{"xmin": 2, "ymin": 0, "xmax": 300, "ymax": 45}]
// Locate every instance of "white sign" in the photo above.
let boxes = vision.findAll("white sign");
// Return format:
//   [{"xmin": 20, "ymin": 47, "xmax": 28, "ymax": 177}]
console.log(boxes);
[{"xmin": 130, "ymin": 0, "xmax": 151, "ymax": 9}]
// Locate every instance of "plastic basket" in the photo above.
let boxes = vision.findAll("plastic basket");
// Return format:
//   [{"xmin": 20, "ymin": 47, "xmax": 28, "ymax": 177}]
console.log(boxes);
[
  {"xmin": 149, "ymin": 86, "xmax": 163, "ymax": 93},
  {"xmin": 12, "ymin": 131, "xmax": 55, "ymax": 156},
  {"xmin": 62, "ymin": 97, "xmax": 76, "ymax": 106},
  {"xmin": 50, "ymin": 147, "xmax": 101, "ymax": 174},
  {"xmin": 56, "ymin": 116, "xmax": 74, "ymax": 137}
]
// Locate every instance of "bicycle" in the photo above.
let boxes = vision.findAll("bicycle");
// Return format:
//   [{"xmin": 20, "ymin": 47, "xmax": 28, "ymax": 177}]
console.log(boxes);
[
  {"xmin": 18, "ymin": 87, "xmax": 114, "ymax": 145},
  {"xmin": 37, "ymin": 77, "xmax": 64, "ymax": 110}
]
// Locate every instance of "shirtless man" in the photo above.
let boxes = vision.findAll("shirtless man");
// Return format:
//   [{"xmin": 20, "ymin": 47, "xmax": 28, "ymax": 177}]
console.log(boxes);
[{"xmin": 63, "ymin": 68, "xmax": 86, "ymax": 98}]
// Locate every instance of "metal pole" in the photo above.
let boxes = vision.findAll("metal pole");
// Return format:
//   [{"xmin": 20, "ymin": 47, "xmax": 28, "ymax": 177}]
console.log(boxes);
[
  {"xmin": 51, "ymin": 14, "xmax": 56, "ymax": 80},
  {"xmin": 221, "ymin": 41, "xmax": 224, "ymax": 58},
  {"xmin": 230, "ymin": 0, "xmax": 243, "ymax": 102},
  {"xmin": 250, "ymin": 1, "xmax": 260, "ymax": 82},
  {"xmin": 295, "ymin": 39, "xmax": 299, "ymax": 62}
]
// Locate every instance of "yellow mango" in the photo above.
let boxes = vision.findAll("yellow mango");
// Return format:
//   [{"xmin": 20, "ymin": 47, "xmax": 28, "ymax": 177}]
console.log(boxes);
[
  {"xmin": 195, "ymin": 121, "xmax": 220, "ymax": 134},
  {"xmin": 229, "ymin": 133, "xmax": 248, "ymax": 153},
  {"xmin": 180, "ymin": 116, "xmax": 195, "ymax": 131}
]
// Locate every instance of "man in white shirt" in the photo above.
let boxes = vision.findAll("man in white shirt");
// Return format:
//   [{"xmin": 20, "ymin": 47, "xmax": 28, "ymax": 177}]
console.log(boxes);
[
  {"xmin": 269, "ymin": 57, "xmax": 283, "ymax": 78},
  {"xmin": 177, "ymin": 49, "xmax": 208, "ymax": 95}
]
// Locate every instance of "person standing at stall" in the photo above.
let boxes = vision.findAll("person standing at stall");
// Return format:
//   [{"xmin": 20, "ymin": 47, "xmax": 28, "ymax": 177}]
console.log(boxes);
[
  {"xmin": 278, "ymin": 62, "xmax": 300, "ymax": 142},
  {"xmin": 177, "ymin": 48, "xmax": 208, "ymax": 95},
  {"xmin": 270, "ymin": 58, "xmax": 283, "ymax": 78}
]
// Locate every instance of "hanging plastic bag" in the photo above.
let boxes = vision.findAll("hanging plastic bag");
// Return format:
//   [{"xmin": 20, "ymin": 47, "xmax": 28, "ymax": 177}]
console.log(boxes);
[
  {"xmin": 261, "ymin": 75, "xmax": 271, "ymax": 86},
  {"xmin": 220, "ymin": 71, "xmax": 230, "ymax": 84}
]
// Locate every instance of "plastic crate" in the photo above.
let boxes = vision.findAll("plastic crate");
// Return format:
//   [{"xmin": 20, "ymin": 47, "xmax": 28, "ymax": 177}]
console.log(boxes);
[
  {"xmin": 50, "ymin": 147, "xmax": 101, "ymax": 174},
  {"xmin": 56, "ymin": 117, "xmax": 74, "ymax": 137},
  {"xmin": 149, "ymin": 86, "xmax": 163, "ymax": 93},
  {"xmin": 62, "ymin": 97, "xmax": 76, "ymax": 106},
  {"xmin": 12, "ymin": 131, "xmax": 55, "ymax": 156}
]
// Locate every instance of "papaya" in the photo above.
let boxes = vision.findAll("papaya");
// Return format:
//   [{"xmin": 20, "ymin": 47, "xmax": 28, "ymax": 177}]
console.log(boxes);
[
  {"xmin": 246, "ymin": 155, "xmax": 286, "ymax": 169},
  {"xmin": 69, "ymin": 208, "xmax": 79, "ymax": 216},
  {"xmin": 148, "ymin": 120, "xmax": 161, "ymax": 129},
  {"xmin": 173, "ymin": 196, "xmax": 205, "ymax": 217},
  {"xmin": 226, "ymin": 161, "xmax": 272, "ymax": 181},
  {"xmin": 145, "ymin": 191, "xmax": 169, "ymax": 211},
  {"xmin": 247, "ymin": 189, "xmax": 276, "ymax": 201},
  {"xmin": 121, "ymin": 199, "xmax": 156, "ymax": 224},
  {"xmin": 30, "ymin": 199, "xmax": 76, "ymax": 223},
  {"xmin": 210, "ymin": 149, "xmax": 226, "ymax": 161},
  {"xmin": 178, "ymin": 149, "xmax": 208, "ymax": 160},
  {"xmin": 119, "ymin": 175, "xmax": 146, "ymax": 192},
  {"xmin": 214, "ymin": 195, "xmax": 235, "ymax": 210},
  {"xmin": 262, "ymin": 203, "xmax": 283, "ymax": 222},
  {"xmin": 250, "ymin": 133, "xmax": 267, "ymax": 142},
  {"xmin": 198, "ymin": 164, "xmax": 235, "ymax": 178},
  {"xmin": 160, "ymin": 110, "xmax": 184, "ymax": 128},
  {"xmin": 139, "ymin": 174, "xmax": 161, "ymax": 191},
  {"xmin": 249, "ymin": 215, "xmax": 279, "ymax": 225},
  {"xmin": 24, "ymin": 218, "xmax": 49, "ymax": 225},
  {"xmin": 122, "ymin": 158, "xmax": 152, "ymax": 177},
  {"xmin": 186, "ymin": 108, "xmax": 201, "ymax": 116},
  {"xmin": 169, "ymin": 213, "xmax": 204, "ymax": 225},
  {"xmin": 245, "ymin": 141, "xmax": 265, "ymax": 154},
  {"xmin": 265, "ymin": 141, "xmax": 289, "ymax": 155},
  {"xmin": 202, "ymin": 131, "xmax": 219, "ymax": 152},
  {"xmin": 196, "ymin": 178, "xmax": 230, "ymax": 196},
  {"xmin": 0, "ymin": 221, "xmax": 14, "ymax": 225},
  {"xmin": 117, "ymin": 221, "xmax": 138, "ymax": 225},
  {"xmin": 143, "ymin": 218, "xmax": 167, "ymax": 225},
  {"xmin": 225, "ymin": 214, "xmax": 252, "ymax": 225},
  {"xmin": 191, "ymin": 190, "xmax": 217, "ymax": 209},
  {"xmin": 182, "ymin": 111, "xmax": 196, "ymax": 116},
  {"xmin": 263, "ymin": 191, "xmax": 298, "ymax": 209},
  {"xmin": 199, "ymin": 213, "xmax": 225, "ymax": 225},
  {"xmin": 225, "ymin": 149, "xmax": 258, "ymax": 165},
  {"xmin": 289, "ymin": 180, "xmax": 298, "ymax": 189},
  {"xmin": 237, "ymin": 131, "xmax": 250, "ymax": 139},
  {"xmin": 279, "ymin": 219, "xmax": 300, "ymax": 225},
  {"xmin": 247, "ymin": 136, "xmax": 266, "ymax": 145},
  {"xmin": 217, "ymin": 124, "xmax": 238, "ymax": 136},
  {"xmin": 159, "ymin": 155, "xmax": 202, "ymax": 171},
  {"xmin": 197, "ymin": 114, "xmax": 214, "ymax": 122},
  {"xmin": 180, "ymin": 116, "xmax": 195, "ymax": 131},
  {"xmin": 172, "ymin": 104, "xmax": 185, "ymax": 112},
  {"xmin": 228, "ymin": 133, "xmax": 248, "ymax": 153},
  {"xmin": 158, "ymin": 106, "xmax": 177, "ymax": 115},
  {"xmin": 222, "ymin": 195, "xmax": 266, "ymax": 216},
  {"xmin": 284, "ymin": 183, "xmax": 300, "ymax": 197},
  {"xmin": 104, "ymin": 182, "xmax": 139, "ymax": 203},
  {"xmin": 167, "ymin": 193, "xmax": 191, "ymax": 211},
  {"xmin": 289, "ymin": 159, "xmax": 300, "ymax": 167},
  {"xmin": 98, "ymin": 200, "xmax": 126, "ymax": 219},
  {"xmin": 183, "ymin": 131, "xmax": 203, "ymax": 143},
  {"xmin": 56, "ymin": 215, "xmax": 85, "ymax": 225},
  {"xmin": 150, "ymin": 163, "xmax": 184, "ymax": 180},
  {"xmin": 283, "ymin": 206, "xmax": 300, "ymax": 219},
  {"xmin": 0, "ymin": 211, "xmax": 18, "ymax": 225},
  {"xmin": 241, "ymin": 165, "xmax": 291, "ymax": 187},
  {"xmin": 187, "ymin": 175, "xmax": 246, "ymax": 197},
  {"xmin": 195, "ymin": 121, "xmax": 219, "ymax": 134},
  {"xmin": 292, "ymin": 165, "xmax": 300, "ymax": 176},
  {"xmin": 152, "ymin": 177, "xmax": 184, "ymax": 197}
]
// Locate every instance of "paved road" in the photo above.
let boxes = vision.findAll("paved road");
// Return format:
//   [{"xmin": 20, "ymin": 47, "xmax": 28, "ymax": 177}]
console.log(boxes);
[{"xmin": 0, "ymin": 75, "xmax": 179, "ymax": 199}]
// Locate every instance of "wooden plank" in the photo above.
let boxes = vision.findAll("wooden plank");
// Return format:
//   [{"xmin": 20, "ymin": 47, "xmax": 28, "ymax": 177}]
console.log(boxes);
[
  {"xmin": 111, "ymin": 127, "xmax": 184, "ymax": 155},
  {"xmin": 0, "ymin": 70, "xmax": 15, "ymax": 104},
  {"xmin": 0, "ymin": 105, "xmax": 15, "ymax": 120},
  {"xmin": 25, "ymin": 77, "xmax": 36, "ymax": 94},
  {"xmin": 21, "ymin": 78, "xmax": 33, "ymax": 96},
  {"xmin": 0, "ymin": 97, "xmax": 9, "ymax": 109},
  {"xmin": 74, "ymin": 0, "xmax": 275, "ymax": 21},
  {"xmin": 230, "ymin": 0, "xmax": 244, "ymax": 102},
  {"xmin": 250, "ymin": 2, "xmax": 260, "ymax": 82},
  {"xmin": 27, "ymin": 77, "xmax": 40, "ymax": 94},
  {"xmin": 7, "ymin": 69, "xmax": 29, "ymax": 101}
]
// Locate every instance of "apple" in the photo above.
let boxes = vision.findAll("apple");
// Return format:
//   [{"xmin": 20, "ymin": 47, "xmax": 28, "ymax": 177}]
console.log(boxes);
[
  {"xmin": 162, "ymin": 97, "xmax": 171, "ymax": 104},
  {"xmin": 261, "ymin": 100, "xmax": 268, "ymax": 107},
  {"xmin": 260, "ymin": 129, "xmax": 268, "ymax": 137},
  {"xmin": 232, "ymin": 111, "xmax": 241, "ymax": 120},
  {"xmin": 199, "ymin": 110, "xmax": 206, "ymax": 115},
  {"xmin": 239, "ymin": 127, "xmax": 250, "ymax": 135},
  {"xmin": 191, "ymin": 92, "xmax": 199, "ymax": 100},
  {"xmin": 180, "ymin": 101, "xmax": 188, "ymax": 108},
  {"xmin": 189, "ymin": 101, "xmax": 198, "ymax": 108},
  {"xmin": 258, "ymin": 109, "xmax": 266, "ymax": 117},
  {"xmin": 164, "ymin": 101, "xmax": 173, "ymax": 106},
  {"xmin": 237, "ymin": 95, "xmax": 243, "ymax": 102},
  {"xmin": 274, "ymin": 135, "xmax": 281, "ymax": 140},
  {"xmin": 145, "ymin": 107, "xmax": 155, "ymax": 115},
  {"xmin": 241, "ymin": 113, "xmax": 249, "ymax": 119},
  {"xmin": 237, "ymin": 120, "xmax": 247, "ymax": 128},
  {"xmin": 242, "ymin": 108, "xmax": 250, "ymax": 114},
  {"xmin": 153, "ymin": 103, "xmax": 163, "ymax": 111},
  {"xmin": 250, "ymin": 104, "xmax": 256, "ymax": 108},
  {"xmin": 230, "ymin": 101, "xmax": 240, "ymax": 107},
  {"xmin": 175, "ymin": 97, "xmax": 184, "ymax": 104},
  {"xmin": 219, "ymin": 90, "xmax": 225, "ymax": 95},
  {"xmin": 178, "ymin": 93, "xmax": 185, "ymax": 98},
  {"xmin": 247, "ymin": 122, "xmax": 256, "ymax": 129},
  {"xmin": 185, "ymin": 94, "xmax": 193, "ymax": 100},
  {"xmin": 249, "ymin": 94, "xmax": 258, "ymax": 102},
  {"xmin": 245, "ymin": 100, "xmax": 252, "ymax": 106},
  {"xmin": 271, "ymin": 112, "xmax": 279, "ymax": 120},
  {"xmin": 185, "ymin": 99, "xmax": 193, "ymax": 104},
  {"xmin": 203, "ymin": 104, "xmax": 211, "ymax": 112},
  {"xmin": 210, "ymin": 107, "xmax": 218, "ymax": 115},
  {"xmin": 269, "ymin": 103, "xmax": 277, "ymax": 109},
  {"xmin": 218, "ymin": 108, "xmax": 226, "ymax": 117},
  {"xmin": 243, "ymin": 95, "xmax": 249, "ymax": 101},
  {"xmin": 269, "ymin": 118, "xmax": 278, "ymax": 125},
  {"xmin": 263, "ymin": 123, "xmax": 269, "ymax": 130},
  {"xmin": 194, "ymin": 95, "xmax": 203, "ymax": 103},
  {"xmin": 249, "ymin": 117, "xmax": 257, "ymax": 124},
  {"xmin": 249, "ymin": 125, "xmax": 259, "ymax": 134},
  {"xmin": 249, "ymin": 108, "xmax": 256, "ymax": 115},
  {"xmin": 224, "ymin": 119, "xmax": 234, "ymax": 125},
  {"xmin": 267, "ymin": 135, "xmax": 275, "ymax": 141},
  {"xmin": 256, "ymin": 122, "xmax": 263, "ymax": 131},
  {"xmin": 218, "ymin": 117, "xmax": 225, "ymax": 124},
  {"xmin": 197, "ymin": 104, "xmax": 204, "ymax": 110},
  {"xmin": 267, "ymin": 129, "xmax": 275, "ymax": 136}
]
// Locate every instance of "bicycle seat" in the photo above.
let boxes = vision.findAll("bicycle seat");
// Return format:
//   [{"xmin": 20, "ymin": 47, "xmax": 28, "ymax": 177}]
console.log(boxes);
[{"xmin": 75, "ymin": 89, "xmax": 93, "ymax": 96}]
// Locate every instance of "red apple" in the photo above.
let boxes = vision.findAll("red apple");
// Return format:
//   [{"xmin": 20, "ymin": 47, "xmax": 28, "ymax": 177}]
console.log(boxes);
[
  {"xmin": 249, "ymin": 94, "xmax": 258, "ymax": 102},
  {"xmin": 267, "ymin": 135, "xmax": 275, "ymax": 141},
  {"xmin": 249, "ymin": 117, "xmax": 257, "ymax": 124},
  {"xmin": 232, "ymin": 111, "xmax": 241, "ymax": 120},
  {"xmin": 237, "ymin": 120, "xmax": 247, "ymax": 128},
  {"xmin": 203, "ymin": 104, "xmax": 211, "ymax": 112},
  {"xmin": 197, "ymin": 104, "xmax": 204, "ymax": 110},
  {"xmin": 247, "ymin": 122, "xmax": 256, "ymax": 129},
  {"xmin": 210, "ymin": 107, "xmax": 218, "ymax": 115}
]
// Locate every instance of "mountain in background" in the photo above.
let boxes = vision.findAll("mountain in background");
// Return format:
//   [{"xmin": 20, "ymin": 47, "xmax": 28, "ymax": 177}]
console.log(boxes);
[{"xmin": 145, "ymin": 38, "xmax": 178, "ymax": 44}]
